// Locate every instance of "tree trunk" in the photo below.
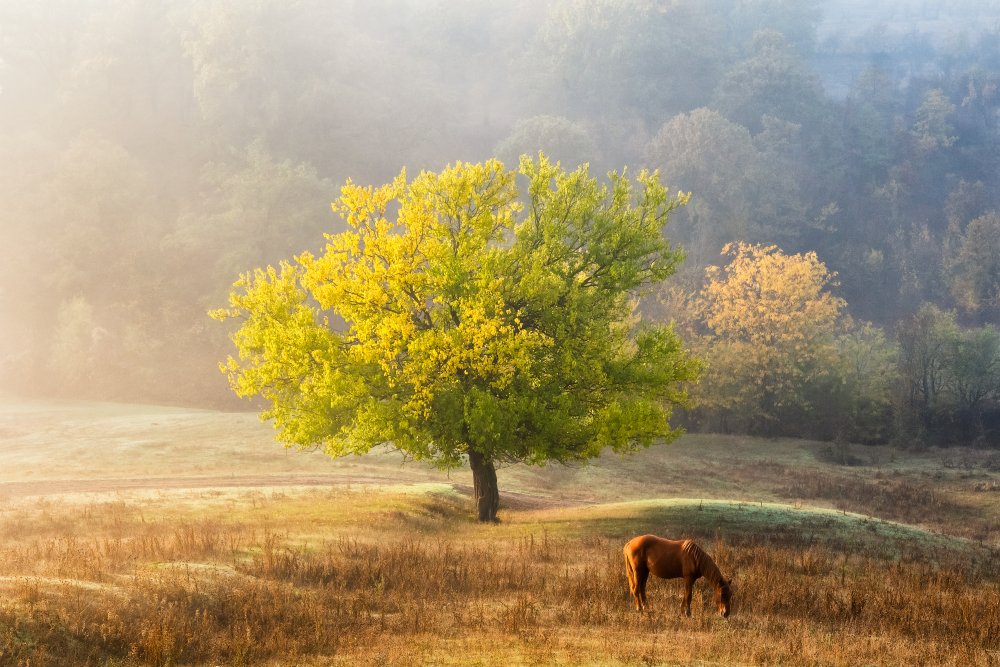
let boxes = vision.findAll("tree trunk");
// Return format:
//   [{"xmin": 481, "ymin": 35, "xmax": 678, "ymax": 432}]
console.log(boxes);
[{"xmin": 468, "ymin": 448, "xmax": 500, "ymax": 522}]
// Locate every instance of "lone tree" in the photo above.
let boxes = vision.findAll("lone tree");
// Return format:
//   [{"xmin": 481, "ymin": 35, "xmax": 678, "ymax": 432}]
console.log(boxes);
[{"xmin": 212, "ymin": 155, "xmax": 698, "ymax": 521}]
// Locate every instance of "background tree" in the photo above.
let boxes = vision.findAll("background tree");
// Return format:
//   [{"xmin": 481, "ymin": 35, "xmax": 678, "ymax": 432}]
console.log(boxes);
[
  {"xmin": 892, "ymin": 303, "xmax": 1000, "ymax": 445},
  {"xmin": 693, "ymin": 243, "xmax": 846, "ymax": 435},
  {"xmin": 843, "ymin": 64, "xmax": 900, "ymax": 180},
  {"xmin": 494, "ymin": 116, "xmax": 599, "ymax": 174},
  {"xmin": 173, "ymin": 141, "xmax": 337, "ymax": 285},
  {"xmin": 947, "ymin": 211, "xmax": 1000, "ymax": 321},
  {"xmin": 727, "ymin": 0, "xmax": 821, "ymax": 53},
  {"xmin": 895, "ymin": 303, "xmax": 960, "ymax": 443},
  {"xmin": 821, "ymin": 323, "xmax": 898, "ymax": 443},
  {"xmin": 944, "ymin": 324, "xmax": 1000, "ymax": 441},
  {"xmin": 644, "ymin": 109, "xmax": 759, "ymax": 267},
  {"xmin": 531, "ymin": 0, "xmax": 728, "ymax": 124},
  {"xmin": 212, "ymin": 156, "xmax": 698, "ymax": 521},
  {"xmin": 711, "ymin": 30, "xmax": 826, "ymax": 134},
  {"xmin": 645, "ymin": 110, "xmax": 814, "ymax": 267},
  {"xmin": 912, "ymin": 88, "xmax": 958, "ymax": 152}
]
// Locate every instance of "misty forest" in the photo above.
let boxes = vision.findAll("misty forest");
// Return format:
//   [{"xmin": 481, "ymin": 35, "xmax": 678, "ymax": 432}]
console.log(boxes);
[
  {"xmin": 8, "ymin": 0, "xmax": 1000, "ymax": 449},
  {"xmin": 2, "ymin": 1, "xmax": 1000, "ymax": 665}
]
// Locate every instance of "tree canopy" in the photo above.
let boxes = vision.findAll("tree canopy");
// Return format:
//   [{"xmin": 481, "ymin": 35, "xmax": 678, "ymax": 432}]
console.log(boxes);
[
  {"xmin": 693, "ymin": 243, "xmax": 847, "ymax": 435},
  {"xmin": 212, "ymin": 155, "xmax": 699, "ymax": 520}
]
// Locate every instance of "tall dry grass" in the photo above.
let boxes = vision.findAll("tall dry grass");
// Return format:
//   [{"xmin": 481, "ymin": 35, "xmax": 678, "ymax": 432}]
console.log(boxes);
[{"xmin": 1, "ymin": 490, "xmax": 998, "ymax": 666}]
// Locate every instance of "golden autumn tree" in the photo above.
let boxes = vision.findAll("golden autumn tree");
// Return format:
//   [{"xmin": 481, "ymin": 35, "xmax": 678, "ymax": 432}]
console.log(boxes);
[{"xmin": 694, "ymin": 243, "xmax": 847, "ymax": 435}]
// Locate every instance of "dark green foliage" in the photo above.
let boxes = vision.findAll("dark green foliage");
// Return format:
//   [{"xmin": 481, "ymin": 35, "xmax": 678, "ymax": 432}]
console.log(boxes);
[{"xmin": 895, "ymin": 304, "xmax": 1000, "ymax": 445}]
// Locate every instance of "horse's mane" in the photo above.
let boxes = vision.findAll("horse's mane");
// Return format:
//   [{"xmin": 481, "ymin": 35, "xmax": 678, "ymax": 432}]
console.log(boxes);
[{"xmin": 681, "ymin": 540, "xmax": 726, "ymax": 588}]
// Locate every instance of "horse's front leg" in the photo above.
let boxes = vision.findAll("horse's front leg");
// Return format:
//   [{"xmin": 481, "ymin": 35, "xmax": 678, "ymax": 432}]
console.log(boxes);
[{"xmin": 682, "ymin": 577, "xmax": 694, "ymax": 617}]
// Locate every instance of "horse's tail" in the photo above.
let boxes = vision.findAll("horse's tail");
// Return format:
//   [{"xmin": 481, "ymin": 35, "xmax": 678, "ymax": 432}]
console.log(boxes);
[{"xmin": 623, "ymin": 543, "xmax": 637, "ymax": 595}]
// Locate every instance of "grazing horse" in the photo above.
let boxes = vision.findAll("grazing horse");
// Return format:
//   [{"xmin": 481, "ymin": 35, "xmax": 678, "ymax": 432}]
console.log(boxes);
[{"xmin": 623, "ymin": 535, "xmax": 732, "ymax": 617}]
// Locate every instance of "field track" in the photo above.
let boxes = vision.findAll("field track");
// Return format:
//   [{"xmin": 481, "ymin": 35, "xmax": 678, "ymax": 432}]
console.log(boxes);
[
  {"xmin": 0, "ymin": 475, "xmax": 567, "ymax": 514},
  {"xmin": 0, "ymin": 474, "xmax": 392, "ymax": 498}
]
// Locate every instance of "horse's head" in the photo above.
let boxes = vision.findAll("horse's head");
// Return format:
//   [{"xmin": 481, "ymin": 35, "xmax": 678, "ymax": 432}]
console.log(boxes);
[{"xmin": 716, "ymin": 579, "xmax": 732, "ymax": 618}]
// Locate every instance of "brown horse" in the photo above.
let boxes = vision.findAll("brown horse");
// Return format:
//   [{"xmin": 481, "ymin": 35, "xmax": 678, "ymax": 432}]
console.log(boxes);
[{"xmin": 623, "ymin": 535, "xmax": 732, "ymax": 617}]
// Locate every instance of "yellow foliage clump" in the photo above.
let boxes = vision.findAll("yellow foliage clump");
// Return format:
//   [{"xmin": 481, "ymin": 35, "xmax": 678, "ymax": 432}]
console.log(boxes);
[{"xmin": 695, "ymin": 242, "xmax": 847, "ymax": 430}]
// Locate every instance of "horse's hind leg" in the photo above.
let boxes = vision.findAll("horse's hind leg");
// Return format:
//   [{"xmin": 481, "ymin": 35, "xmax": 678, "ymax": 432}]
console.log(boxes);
[
  {"xmin": 625, "ymin": 556, "xmax": 639, "ymax": 610},
  {"xmin": 635, "ymin": 565, "xmax": 649, "ymax": 611}
]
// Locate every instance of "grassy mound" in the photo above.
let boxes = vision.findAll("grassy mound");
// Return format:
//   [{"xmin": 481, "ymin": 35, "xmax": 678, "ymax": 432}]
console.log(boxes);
[{"xmin": 517, "ymin": 497, "xmax": 988, "ymax": 560}]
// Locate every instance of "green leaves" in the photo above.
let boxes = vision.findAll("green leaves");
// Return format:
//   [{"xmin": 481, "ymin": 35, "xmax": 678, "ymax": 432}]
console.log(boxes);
[{"xmin": 214, "ymin": 154, "xmax": 698, "ymax": 469}]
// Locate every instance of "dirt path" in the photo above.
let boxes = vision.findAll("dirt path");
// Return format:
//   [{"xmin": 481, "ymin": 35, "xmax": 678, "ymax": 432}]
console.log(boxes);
[
  {"xmin": 0, "ymin": 474, "xmax": 572, "ymax": 510},
  {"xmin": 0, "ymin": 473, "xmax": 406, "ymax": 499}
]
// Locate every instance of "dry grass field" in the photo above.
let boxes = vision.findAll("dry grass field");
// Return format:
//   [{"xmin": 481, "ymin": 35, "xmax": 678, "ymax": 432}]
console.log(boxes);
[{"xmin": 0, "ymin": 401, "xmax": 998, "ymax": 666}]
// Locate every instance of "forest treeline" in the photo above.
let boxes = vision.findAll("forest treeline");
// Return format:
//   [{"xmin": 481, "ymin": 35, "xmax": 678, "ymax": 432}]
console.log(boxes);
[{"xmin": 4, "ymin": 0, "xmax": 1000, "ymax": 447}]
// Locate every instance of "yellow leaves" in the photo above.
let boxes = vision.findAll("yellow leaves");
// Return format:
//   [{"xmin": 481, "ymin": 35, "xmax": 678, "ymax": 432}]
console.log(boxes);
[
  {"xmin": 406, "ymin": 159, "xmax": 520, "ymax": 241},
  {"xmin": 700, "ymin": 242, "xmax": 844, "ymax": 347},
  {"xmin": 387, "ymin": 294, "xmax": 551, "ymax": 419},
  {"xmin": 296, "ymin": 159, "xmax": 541, "ymax": 422},
  {"xmin": 694, "ymin": 242, "xmax": 850, "ymax": 420},
  {"xmin": 332, "ymin": 172, "xmax": 406, "ymax": 231}
]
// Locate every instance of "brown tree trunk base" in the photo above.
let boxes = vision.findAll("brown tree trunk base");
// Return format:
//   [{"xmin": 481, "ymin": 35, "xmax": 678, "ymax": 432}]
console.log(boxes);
[{"xmin": 468, "ymin": 448, "xmax": 500, "ymax": 522}]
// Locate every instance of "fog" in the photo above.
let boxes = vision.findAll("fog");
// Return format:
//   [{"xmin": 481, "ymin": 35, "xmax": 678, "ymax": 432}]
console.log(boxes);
[{"xmin": 2, "ymin": 0, "xmax": 1000, "ymax": 407}]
